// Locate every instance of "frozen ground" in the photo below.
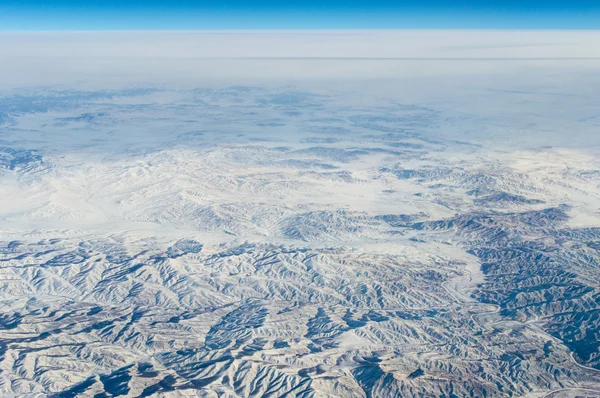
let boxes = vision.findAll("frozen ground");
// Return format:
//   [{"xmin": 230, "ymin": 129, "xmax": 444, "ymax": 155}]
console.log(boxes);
[{"xmin": 1, "ymin": 31, "xmax": 600, "ymax": 397}]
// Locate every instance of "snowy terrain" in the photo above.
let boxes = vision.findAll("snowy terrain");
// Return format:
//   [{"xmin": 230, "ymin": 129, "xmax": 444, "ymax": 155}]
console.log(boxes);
[{"xmin": 1, "ymin": 31, "xmax": 600, "ymax": 397}]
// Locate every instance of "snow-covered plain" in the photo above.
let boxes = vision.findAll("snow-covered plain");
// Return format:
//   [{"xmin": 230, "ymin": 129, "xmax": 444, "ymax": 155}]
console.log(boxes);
[{"xmin": 1, "ymin": 31, "xmax": 600, "ymax": 397}]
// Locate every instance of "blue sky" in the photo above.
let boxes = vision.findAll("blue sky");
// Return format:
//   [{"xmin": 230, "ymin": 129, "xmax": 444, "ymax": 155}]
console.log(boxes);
[{"xmin": 1, "ymin": 0, "xmax": 599, "ymax": 30}]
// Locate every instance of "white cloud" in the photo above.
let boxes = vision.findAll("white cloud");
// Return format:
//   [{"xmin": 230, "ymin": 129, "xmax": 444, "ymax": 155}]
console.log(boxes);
[{"xmin": 1, "ymin": 30, "xmax": 600, "ymax": 88}]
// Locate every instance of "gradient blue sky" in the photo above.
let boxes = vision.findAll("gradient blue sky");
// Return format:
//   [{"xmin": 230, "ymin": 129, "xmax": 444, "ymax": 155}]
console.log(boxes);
[{"xmin": 1, "ymin": 0, "xmax": 599, "ymax": 30}]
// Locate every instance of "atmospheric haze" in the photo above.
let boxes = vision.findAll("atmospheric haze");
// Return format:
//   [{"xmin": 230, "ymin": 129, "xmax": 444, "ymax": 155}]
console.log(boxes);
[{"xmin": 1, "ymin": 31, "xmax": 600, "ymax": 397}]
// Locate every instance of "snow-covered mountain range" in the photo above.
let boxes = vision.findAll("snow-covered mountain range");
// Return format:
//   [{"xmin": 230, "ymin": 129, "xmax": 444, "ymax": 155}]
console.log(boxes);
[{"xmin": 2, "ymin": 31, "xmax": 600, "ymax": 397}]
